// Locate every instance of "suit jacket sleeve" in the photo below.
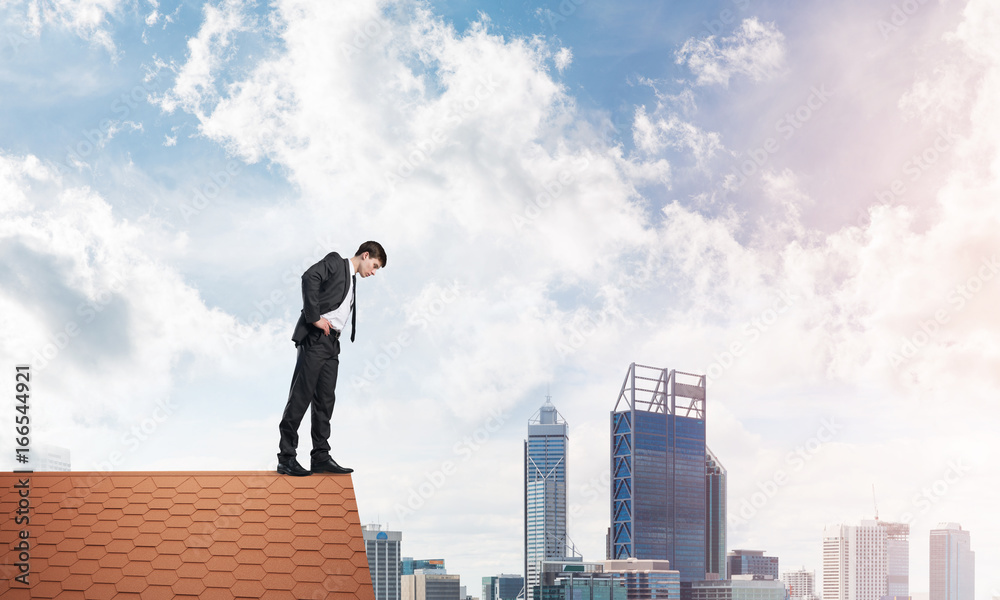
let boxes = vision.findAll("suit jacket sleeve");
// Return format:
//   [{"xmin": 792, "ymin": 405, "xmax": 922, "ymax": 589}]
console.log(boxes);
[{"xmin": 301, "ymin": 252, "xmax": 346, "ymax": 324}]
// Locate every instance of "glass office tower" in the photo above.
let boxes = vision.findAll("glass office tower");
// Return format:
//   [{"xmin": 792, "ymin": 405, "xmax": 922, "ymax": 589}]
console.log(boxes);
[
  {"xmin": 611, "ymin": 363, "xmax": 707, "ymax": 583},
  {"xmin": 705, "ymin": 448, "xmax": 727, "ymax": 580},
  {"xmin": 525, "ymin": 397, "xmax": 570, "ymax": 597},
  {"xmin": 881, "ymin": 521, "xmax": 909, "ymax": 597},
  {"xmin": 930, "ymin": 523, "xmax": 975, "ymax": 600}
]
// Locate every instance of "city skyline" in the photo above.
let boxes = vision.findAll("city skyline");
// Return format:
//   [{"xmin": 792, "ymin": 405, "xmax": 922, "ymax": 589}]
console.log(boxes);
[{"xmin": 1, "ymin": 0, "xmax": 997, "ymax": 596}]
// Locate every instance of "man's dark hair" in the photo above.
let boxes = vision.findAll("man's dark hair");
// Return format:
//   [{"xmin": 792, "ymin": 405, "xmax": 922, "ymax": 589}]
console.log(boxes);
[{"xmin": 355, "ymin": 241, "xmax": 387, "ymax": 267}]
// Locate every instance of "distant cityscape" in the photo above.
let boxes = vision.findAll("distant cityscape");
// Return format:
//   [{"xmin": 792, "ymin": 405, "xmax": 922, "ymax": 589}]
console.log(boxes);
[
  {"xmin": 27, "ymin": 364, "xmax": 978, "ymax": 600},
  {"xmin": 362, "ymin": 363, "xmax": 978, "ymax": 600}
]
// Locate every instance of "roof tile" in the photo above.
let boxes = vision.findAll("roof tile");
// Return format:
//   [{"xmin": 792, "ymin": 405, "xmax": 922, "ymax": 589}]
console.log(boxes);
[
  {"xmin": 121, "ymin": 560, "xmax": 154, "ymax": 577},
  {"xmin": 30, "ymin": 580, "xmax": 63, "ymax": 599},
  {"xmin": 210, "ymin": 527, "xmax": 241, "ymax": 542},
  {"xmin": 68, "ymin": 559, "xmax": 101, "ymax": 575},
  {"xmin": 142, "ymin": 584, "xmax": 177, "ymax": 600},
  {"xmin": 149, "ymin": 554, "xmax": 183, "ymax": 571},
  {"xmin": 203, "ymin": 570, "xmax": 238, "ymax": 588},
  {"xmin": 175, "ymin": 477, "xmax": 203, "ymax": 493},
  {"xmin": 201, "ymin": 588, "xmax": 236, "ymax": 600},
  {"xmin": 145, "ymin": 569, "xmax": 179, "ymax": 586},
  {"xmin": 205, "ymin": 555, "xmax": 240, "ymax": 572},
  {"xmin": 37, "ymin": 565, "xmax": 71, "ymax": 582},
  {"xmin": 0, "ymin": 471, "xmax": 373, "ymax": 600},
  {"xmin": 175, "ymin": 561, "xmax": 209, "ymax": 579},
  {"xmin": 263, "ymin": 528, "xmax": 295, "ymax": 543},
  {"xmin": 233, "ymin": 563, "xmax": 268, "ymax": 581},
  {"xmin": 115, "ymin": 575, "xmax": 148, "ymax": 593},
  {"xmin": 236, "ymin": 533, "xmax": 267, "ymax": 549},
  {"xmin": 127, "ymin": 546, "xmax": 159, "ymax": 563},
  {"xmin": 290, "ymin": 535, "xmax": 323, "ymax": 551},
  {"xmin": 172, "ymin": 577, "xmax": 207, "ymax": 595},
  {"xmin": 231, "ymin": 579, "xmax": 267, "ymax": 598},
  {"xmin": 293, "ymin": 550, "xmax": 325, "ymax": 566},
  {"xmin": 62, "ymin": 573, "xmax": 93, "ymax": 591},
  {"xmin": 137, "ymin": 521, "xmax": 167, "ymax": 534},
  {"xmin": 85, "ymin": 582, "xmax": 118, "ymax": 597},
  {"xmin": 261, "ymin": 572, "xmax": 298, "ymax": 591},
  {"xmin": 97, "ymin": 553, "xmax": 129, "ymax": 569}
]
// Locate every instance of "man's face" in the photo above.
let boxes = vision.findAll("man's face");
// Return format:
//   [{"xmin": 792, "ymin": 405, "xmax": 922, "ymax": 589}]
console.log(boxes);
[{"xmin": 358, "ymin": 253, "xmax": 383, "ymax": 278}]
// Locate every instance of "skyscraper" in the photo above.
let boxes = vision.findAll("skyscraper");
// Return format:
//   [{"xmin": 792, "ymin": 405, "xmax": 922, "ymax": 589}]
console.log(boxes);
[
  {"xmin": 364, "ymin": 524, "xmax": 402, "ymax": 600},
  {"xmin": 881, "ymin": 522, "xmax": 909, "ymax": 597},
  {"xmin": 525, "ymin": 396, "xmax": 570, "ymax": 597},
  {"xmin": 705, "ymin": 448, "xmax": 727, "ymax": 580},
  {"xmin": 610, "ymin": 363, "xmax": 707, "ymax": 582},
  {"xmin": 783, "ymin": 568, "xmax": 817, "ymax": 600},
  {"xmin": 930, "ymin": 523, "xmax": 975, "ymax": 600},
  {"xmin": 822, "ymin": 520, "xmax": 907, "ymax": 600}
]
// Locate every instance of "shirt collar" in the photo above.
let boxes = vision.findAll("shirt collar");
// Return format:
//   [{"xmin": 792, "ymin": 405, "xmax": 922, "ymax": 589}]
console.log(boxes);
[{"xmin": 348, "ymin": 258, "xmax": 356, "ymax": 277}]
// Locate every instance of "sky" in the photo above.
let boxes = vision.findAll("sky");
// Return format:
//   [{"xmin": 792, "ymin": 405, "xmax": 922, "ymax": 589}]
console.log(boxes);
[{"xmin": 1, "ymin": 0, "xmax": 998, "ymax": 595}]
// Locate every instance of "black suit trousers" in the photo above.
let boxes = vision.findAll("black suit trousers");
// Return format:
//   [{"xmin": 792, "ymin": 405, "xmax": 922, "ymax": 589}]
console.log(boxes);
[{"xmin": 277, "ymin": 331, "xmax": 340, "ymax": 462}]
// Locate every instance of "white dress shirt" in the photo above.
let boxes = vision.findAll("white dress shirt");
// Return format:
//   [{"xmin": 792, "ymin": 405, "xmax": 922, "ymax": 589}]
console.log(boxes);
[{"xmin": 320, "ymin": 259, "xmax": 355, "ymax": 333}]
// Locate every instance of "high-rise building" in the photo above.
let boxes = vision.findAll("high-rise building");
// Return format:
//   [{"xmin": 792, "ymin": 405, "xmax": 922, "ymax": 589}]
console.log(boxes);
[
  {"xmin": 403, "ymin": 573, "xmax": 461, "ymax": 600},
  {"xmin": 32, "ymin": 444, "xmax": 71, "ymax": 471},
  {"xmin": 822, "ymin": 520, "xmax": 907, "ymax": 600},
  {"xmin": 483, "ymin": 574, "xmax": 524, "ymax": 600},
  {"xmin": 881, "ymin": 522, "xmax": 909, "ymax": 597},
  {"xmin": 727, "ymin": 550, "xmax": 778, "ymax": 580},
  {"xmin": 404, "ymin": 558, "xmax": 447, "ymax": 575},
  {"xmin": 525, "ymin": 396, "xmax": 570, "ymax": 597},
  {"xmin": 783, "ymin": 569, "xmax": 817, "ymax": 600},
  {"xmin": 535, "ymin": 561, "xmax": 625, "ymax": 600},
  {"xmin": 364, "ymin": 524, "xmax": 402, "ymax": 600},
  {"xmin": 605, "ymin": 558, "xmax": 681, "ymax": 599},
  {"xmin": 929, "ymin": 523, "xmax": 975, "ymax": 600},
  {"xmin": 611, "ymin": 363, "xmax": 707, "ymax": 582},
  {"xmin": 705, "ymin": 448, "xmax": 727, "ymax": 580}
]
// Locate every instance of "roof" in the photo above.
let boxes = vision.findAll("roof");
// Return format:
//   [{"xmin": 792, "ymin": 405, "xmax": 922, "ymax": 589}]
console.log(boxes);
[{"xmin": 0, "ymin": 471, "xmax": 375, "ymax": 599}]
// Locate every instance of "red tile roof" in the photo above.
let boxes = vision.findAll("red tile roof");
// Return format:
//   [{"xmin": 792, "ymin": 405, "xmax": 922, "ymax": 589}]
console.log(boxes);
[{"xmin": 0, "ymin": 471, "xmax": 374, "ymax": 599}]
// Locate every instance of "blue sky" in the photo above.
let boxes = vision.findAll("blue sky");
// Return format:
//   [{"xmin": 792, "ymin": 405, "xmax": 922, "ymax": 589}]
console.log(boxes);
[{"xmin": 2, "ymin": 0, "xmax": 998, "ymax": 595}]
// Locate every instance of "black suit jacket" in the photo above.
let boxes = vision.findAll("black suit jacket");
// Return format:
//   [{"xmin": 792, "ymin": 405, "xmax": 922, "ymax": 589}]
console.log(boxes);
[{"xmin": 291, "ymin": 252, "xmax": 351, "ymax": 346}]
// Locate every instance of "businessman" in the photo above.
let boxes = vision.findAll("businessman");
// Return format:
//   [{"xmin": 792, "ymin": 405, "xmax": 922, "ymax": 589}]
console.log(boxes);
[{"xmin": 277, "ymin": 241, "xmax": 387, "ymax": 476}]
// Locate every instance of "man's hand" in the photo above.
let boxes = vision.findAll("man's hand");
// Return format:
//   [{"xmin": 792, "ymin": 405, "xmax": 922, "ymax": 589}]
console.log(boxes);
[{"xmin": 312, "ymin": 317, "xmax": 332, "ymax": 335}]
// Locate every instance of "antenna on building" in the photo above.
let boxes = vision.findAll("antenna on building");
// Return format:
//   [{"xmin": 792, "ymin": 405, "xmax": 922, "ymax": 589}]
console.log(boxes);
[{"xmin": 871, "ymin": 484, "xmax": 879, "ymax": 521}]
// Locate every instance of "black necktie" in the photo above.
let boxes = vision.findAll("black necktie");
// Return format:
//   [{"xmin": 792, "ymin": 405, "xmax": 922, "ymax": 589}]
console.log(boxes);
[{"xmin": 350, "ymin": 274, "xmax": 357, "ymax": 342}]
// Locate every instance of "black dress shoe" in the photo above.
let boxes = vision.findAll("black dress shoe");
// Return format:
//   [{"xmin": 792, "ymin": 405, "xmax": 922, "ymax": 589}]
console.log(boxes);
[
  {"xmin": 311, "ymin": 457, "xmax": 354, "ymax": 474},
  {"xmin": 277, "ymin": 458, "xmax": 312, "ymax": 477}
]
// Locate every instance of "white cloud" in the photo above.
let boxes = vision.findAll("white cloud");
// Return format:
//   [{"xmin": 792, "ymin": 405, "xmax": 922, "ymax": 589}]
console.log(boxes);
[
  {"xmin": 1, "ymin": 0, "xmax": 124, "ymax": 54},
  {"xmin": 0, "ymin": 151, "xmax": 287, "ymax": 470},
  {"xmin": 632, "ymin": 105, "xmax": 723, "ymax": 169},
  {"xmin": 675, "ymin": 17, "xmax": 786, "ymax": 87},
  {"xmin": 554, "ymin": 46, "xmax": 572, "ymax": 72},
  {"xmin": 154, "ymin": 0, "xmax": 256, "ymax": 116}
]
